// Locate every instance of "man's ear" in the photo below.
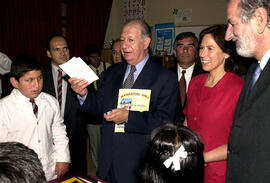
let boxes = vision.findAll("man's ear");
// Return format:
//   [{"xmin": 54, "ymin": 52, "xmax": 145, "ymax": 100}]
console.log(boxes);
[
  {"xmin": 10, "ymin": 77, "xmax": 19, "ymax": 89},
  {"xmin": 255, "ymin": 7, "xmax": 268, "ymax": 34},
  {"xmin": 143, "ymin": 37, "xmax": 151, "ymax": 50},
  {"xmin": 46, "ymin": 50, "xmax": 52, "ymax": 59},
  {"xmin": 173, "ymin": 49, "xmax": 177, "ymax": 57}
]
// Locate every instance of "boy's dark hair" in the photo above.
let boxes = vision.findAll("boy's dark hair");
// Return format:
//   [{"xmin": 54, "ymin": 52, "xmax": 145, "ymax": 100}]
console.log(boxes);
[
  {"xmin": 138, "ymin": 123, "xmax": 204, "ymax": 183},
  {"xmin": 46, "ymin": 34, "xmax": 69, "ymax": 51},
  {"xmin": 85, "ymin": 43, "xmax": 100, "ymax": 56},
  {"xmin": 0, "ymin": 142, "xmax": 46, "ymax": 183},
  {"xmin": 11, "ymin": 55, "xmax": 42, "ymax": 81}
]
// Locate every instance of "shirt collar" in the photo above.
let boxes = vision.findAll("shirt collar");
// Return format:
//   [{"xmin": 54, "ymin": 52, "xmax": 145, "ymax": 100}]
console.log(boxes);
[
  {"xmin": 126, "ymin": 54, "xmax": 149, "ymax": 74},
  {"xmin": 51, "ymin": 62, "xmax": 66, "ymax": 75},
  {"xmin": 178, "ymin": 63, "xmax": 195, "ymax": 72},
  {"xmin": 13, "ymin": 88, "xmax": 40, "ymax": 103},
  {"xmin": 259, "ymin": 49, "xmax": 270, "ymax": 70}
]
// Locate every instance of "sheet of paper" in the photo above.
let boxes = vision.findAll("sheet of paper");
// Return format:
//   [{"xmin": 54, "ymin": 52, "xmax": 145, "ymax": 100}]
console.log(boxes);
[{"xmin": 59, "ymin": 57, "xmax": 99, "ymax": 85}]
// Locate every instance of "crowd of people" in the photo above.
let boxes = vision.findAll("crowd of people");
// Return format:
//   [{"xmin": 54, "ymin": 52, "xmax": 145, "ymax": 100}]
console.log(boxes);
[{"xmin": 0, "ymin": 0, "xmax": 269, "ymax": 182}]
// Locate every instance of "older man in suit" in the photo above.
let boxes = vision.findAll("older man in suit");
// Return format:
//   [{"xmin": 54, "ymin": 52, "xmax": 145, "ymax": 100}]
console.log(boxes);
[
  {"xmin": 42, "ymin": 34, "xmax": 87, "ymax": 173},
  {"xmin": 69, "ymin": 19, "xmax": 178, "ymax": 183},
  {"xmin": 225, "ymin": 0, "xmax": 270, "ymax": 182}
]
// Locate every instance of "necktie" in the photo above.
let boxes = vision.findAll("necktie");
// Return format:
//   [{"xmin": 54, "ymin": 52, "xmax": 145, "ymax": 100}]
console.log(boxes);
[
  {"xmin": 123, "ymin": 65, "xmax": 136, "ymax": 88},
  {"xmin": 29, "ymin": 98, "xmax": 38, "ymax": 118},
  {"xmin": 96, "ymin": 69, "xmax": 100, "ymax": 90},
  {"xmin": 250, "ymin": 63, "xmax": 262, "ymax": 90},
  {"xmin": 57, "ymin": 69, "xmax": 62, "ymax": 108},
  {"xmin": 96, "ymin": 69, "xmax": 100, "ymax": 77},
  {"xmin": 179, "ymin": 70, "xmax": 186, "ymax": 107}
]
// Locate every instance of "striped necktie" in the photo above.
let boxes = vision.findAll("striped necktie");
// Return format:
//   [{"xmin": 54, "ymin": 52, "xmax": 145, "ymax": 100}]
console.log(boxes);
[
  {"xmin": 57, "ymin": 69, "xmax": 62, "ymax": 108},
  {"xmin": 29, "ymin": 98, "xmax": 38, "ymax": 118}
]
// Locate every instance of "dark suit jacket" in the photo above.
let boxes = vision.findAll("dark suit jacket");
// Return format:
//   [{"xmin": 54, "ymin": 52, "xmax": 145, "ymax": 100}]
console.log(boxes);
[
  {"xmin": 42, "ymin": 64, "xmax": 87, "ymax": 173},
  {"xmin": 86, "ymin": 62, "xmax": 109, "ymax": 124},
  {"xmin": 226, "ymin": 59, "xmax": 270, "ymax": 183},
  {"xmin": 81, "ymin": 58, "xmax": 179, "ymax": 183},
  {"xmin": 174, "ymin": 63, "xmax": 205, "ymax": 123}
]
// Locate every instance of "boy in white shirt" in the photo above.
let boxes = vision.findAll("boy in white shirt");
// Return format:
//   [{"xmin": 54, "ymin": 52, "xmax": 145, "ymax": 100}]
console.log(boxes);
[{"xmin": 0, "ymin": 55, "xmax": 70, "ymax": 181}]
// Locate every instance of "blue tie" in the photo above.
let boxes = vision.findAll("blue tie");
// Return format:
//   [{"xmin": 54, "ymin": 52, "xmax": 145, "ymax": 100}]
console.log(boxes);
[{"xmin": 250, "ymin": 63, "xmax": 262, "ymax": 90}]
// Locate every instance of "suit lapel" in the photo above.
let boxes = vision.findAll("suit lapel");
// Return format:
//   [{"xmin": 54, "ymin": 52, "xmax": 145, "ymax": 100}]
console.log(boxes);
[
  {"xmin": 112, "ymin": 63, "xmax": 128, "ymax": 106},
  {"xmin": 43, "ymin": 64, "xmax": 57, "ymax": 98},
  {"xmin": 247, "ymin": 59, "xmax": 270, "ymax": 102},
  {"xmin": 234, "ymin": 63, "xmax": 255, "ymax": 116},
  {"xmin": 64, "ymin": 84, "xmax": 73, "ymax": 118},
  {"xmin": 236, "ymin": 59, "xmax": 270, "ymax": 116},
  {"xmin": 132, "ymin": 58, "xmax": 153, "ymax": 89}
]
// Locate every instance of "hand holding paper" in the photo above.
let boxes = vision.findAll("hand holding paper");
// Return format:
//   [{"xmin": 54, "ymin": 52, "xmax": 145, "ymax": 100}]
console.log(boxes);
[{"xmin": 69, "ymin": 77, "xmax": 89, "ymax": 97}]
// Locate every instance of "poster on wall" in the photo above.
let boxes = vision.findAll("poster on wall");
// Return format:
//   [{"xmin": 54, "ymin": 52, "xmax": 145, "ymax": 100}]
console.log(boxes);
[{"xmin": 153, "ymin": 23, "xmax": 175, "ymax": 55}]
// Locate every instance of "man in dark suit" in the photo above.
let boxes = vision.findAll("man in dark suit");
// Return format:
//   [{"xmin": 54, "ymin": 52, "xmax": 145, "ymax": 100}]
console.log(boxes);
[
  {"xmin": 173, "ymin": 32, "xmax": 205, "ymax": 122},
  {"xmin": 225, "ymin": 0, "xmax": 270, "ymax": 182},
  {"xmin": 42, "ymin": 34, "xmax": 87, "ymax": 173},
  {"xmin": 69, "ymin": 19, "xmax": 178, "ymax": 183}
]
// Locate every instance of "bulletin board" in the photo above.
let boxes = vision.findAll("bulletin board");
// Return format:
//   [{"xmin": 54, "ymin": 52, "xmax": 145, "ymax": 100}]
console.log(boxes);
[
  {"xmin": 151, "ymin": 25, "xmax": 210, "ymax": 54},
  {"xmin": 153, "ymin": 23, "xmax": 175, "ymax": 55}
]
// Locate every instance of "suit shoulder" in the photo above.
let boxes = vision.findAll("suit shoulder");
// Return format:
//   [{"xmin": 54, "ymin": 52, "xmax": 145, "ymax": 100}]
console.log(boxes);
[
  {"xmin": 150, "ymin": 60, "xmax": 176, "ymax": 75},
  {"xmin": 104, "ymin": 62, "xmax": 125, "ymax": 74},
  {"xmin": 42, "ymin": 64, "xmax": 52, "ymax": 75}
]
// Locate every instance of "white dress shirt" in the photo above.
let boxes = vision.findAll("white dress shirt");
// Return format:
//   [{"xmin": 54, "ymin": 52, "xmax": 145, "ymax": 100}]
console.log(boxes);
[
  {"xmin": 177, "ymin": 63, "xmax": 195, "ymax": 92},
  {"xmin": 0, "ymin": 89, "xmax": 70, "ymax": 181},
  {"xmin": 51, "ymin": 63, "xmax": 67, "ymax": 117}
]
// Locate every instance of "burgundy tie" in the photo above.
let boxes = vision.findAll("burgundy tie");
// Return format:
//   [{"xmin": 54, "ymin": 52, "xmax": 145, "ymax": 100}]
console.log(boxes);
[
  {"xmin": 179, "ymin": 70, "xmax": 186, "ymax": 107},
  {"xmin": 29, "ymin": 98, "xmax": 38, "ymax": 118},
  {"xmin": 57, "ymin": 69, "xmax": 62, "ymax": 108}
]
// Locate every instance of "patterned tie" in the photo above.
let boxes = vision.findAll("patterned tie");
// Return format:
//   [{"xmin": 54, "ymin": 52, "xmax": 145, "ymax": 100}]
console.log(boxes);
[
  {"xmin": 250, "ymin": 63, "xmax": 262, "ymax": 90},
  {"xmin": 57, "ymin": 69, "xmax": 62, "ymax": 108},
  {"xmin": 123, "ymin": 65, "xmax": 136, "ymax": 88},
  {"xmin": 29, "ymin": 98, "xmax": 38, "ymax": 118},
  {"xmin": 179, "ymin": 70, "xmax": 186, "ymax": 107}
]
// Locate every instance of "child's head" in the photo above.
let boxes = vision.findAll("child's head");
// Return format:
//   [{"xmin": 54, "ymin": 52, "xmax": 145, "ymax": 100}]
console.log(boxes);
[
  {"xmin": 138, "ymin": 123, "xmax": 204, "ymax": 183},
  {"xmin": 10, "ymin": 56, "xmax": 43, "ymax": 99}
]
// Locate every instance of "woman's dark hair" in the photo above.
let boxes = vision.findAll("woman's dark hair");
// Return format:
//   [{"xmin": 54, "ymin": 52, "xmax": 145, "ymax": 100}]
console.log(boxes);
[
  {"xmin": 199, "ymin": 24, "xmax": 237, "ymax": 72},
  {"xmin": 138, "ymin": 123, "xmax": 204, "ymax": 183}
]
